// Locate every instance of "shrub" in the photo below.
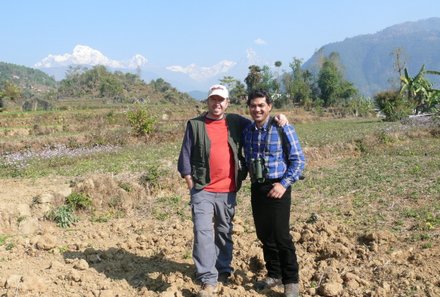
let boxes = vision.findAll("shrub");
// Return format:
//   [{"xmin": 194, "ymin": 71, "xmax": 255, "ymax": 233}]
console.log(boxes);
[
  {"xmin": 348, "ymin": 97, "xmax": 375, "ymax": 117},
  {"xmin": 46, "ymin": 205, "xmax": 78, "ymax": 228},
  {"xmin": 139, "ymin": 165, "xmax": 161, "ymax": 189},
  {"xmin": 374, "ymin": 90, "xmax": 414, "ymax": 121},
  {"xmin": 65, "ymin": 192, "xmax": 92, "ymax": 210},
  {"xmin": 127, "ymin": 103, "xmax": 156, "ymax": 136}
]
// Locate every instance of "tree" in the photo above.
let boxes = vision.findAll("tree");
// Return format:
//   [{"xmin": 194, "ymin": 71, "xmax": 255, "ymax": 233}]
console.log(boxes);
[
  {"xmin": 284, "ymin": 58, "xmax": 313, "ymax": 105},
  {"xmin": 0, "ymin": 81, "xmax": 22, "ymax": 111},
  {"xmin": 274, "ymin": 61, "xmax": 282, "ymax": 85},
  {"xmin": 260, "ymin": 65, "xmax": 279, "ymax": 94},
  {"xmin": 219, "ymin": 76, "xmax": 236, "ymax": 91},
  {"xmin": 219, "ymin": 76, "xmax": 246, "ymax": 104},
  {"xmin": 390, "ymin": 48, "xmax": 407, "ymax": 89},
  {"xmin": 244, "ymin": 65, "xmax": 262, "ymax": 93},
  {"xmin": 230, "ymin": 81, "xmax": 247, "ymax": 104},
  {"xmin": 99, "ymin": 76, "xmax": 124, "ymax": 98},
  {"xmin": 1, "ymin": 80, "xmax": 22, "ymax": 101},
  {"xmin": 151, "ymin": 78, "xmax": 172, "ymax": 92},
  {"xmin": 317, "ymin": 58, "xmax": 342, "ymax": 106},
  {"xmin": 59, "ymin": 65, "xmax": 87, "ymax": 97},
  {"xmin": 317, "ymin": 52, "xmax": 357, "ymax": 107},
  {"xmin": 244, "ymin": 65, "xmax": 279, "ymax": 96},
  {"xmin": 375, "ymin": 90, "xmax": 414, "ymax": 121}
]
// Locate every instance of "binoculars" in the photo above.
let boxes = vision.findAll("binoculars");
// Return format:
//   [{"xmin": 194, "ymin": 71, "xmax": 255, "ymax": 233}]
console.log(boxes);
[{"xmin": 250, "ymin": 157, "xmax": 266, "ymax": 183}]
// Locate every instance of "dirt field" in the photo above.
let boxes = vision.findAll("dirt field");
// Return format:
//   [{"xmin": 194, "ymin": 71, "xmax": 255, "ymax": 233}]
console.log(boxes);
[{"xmin": 1, "ymin": 171, "xmax": 439, "ymax": 297}]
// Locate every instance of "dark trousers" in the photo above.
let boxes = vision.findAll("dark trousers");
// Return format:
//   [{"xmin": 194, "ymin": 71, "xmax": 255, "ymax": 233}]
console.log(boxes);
[{"xmin": 251, "ymin": 180, "xmax": 299, "ymax": 284}]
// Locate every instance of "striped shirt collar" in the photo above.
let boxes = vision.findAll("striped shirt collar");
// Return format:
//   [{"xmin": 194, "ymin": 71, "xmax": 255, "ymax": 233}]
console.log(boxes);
[{"xmin": 252, "ymin": 117, "xmax": 272, "ymax": 131}]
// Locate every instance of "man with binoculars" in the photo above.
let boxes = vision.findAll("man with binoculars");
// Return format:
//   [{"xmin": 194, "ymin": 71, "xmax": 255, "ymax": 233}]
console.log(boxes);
[{"xmin": 243, "ymin": 89, "xmax": 306, "ymax": 297}]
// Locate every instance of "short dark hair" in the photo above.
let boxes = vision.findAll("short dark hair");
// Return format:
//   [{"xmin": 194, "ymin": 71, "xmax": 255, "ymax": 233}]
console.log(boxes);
[{"xmin": 247, "ymin": 89, "xmax": 272, "ymax": 106}]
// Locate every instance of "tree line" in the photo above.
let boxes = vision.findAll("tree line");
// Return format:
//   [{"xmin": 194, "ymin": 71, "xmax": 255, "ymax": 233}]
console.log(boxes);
[
  {"xmin": 219, "ymin": 51, "xmax": 440, "ymax": 120},
  {"xmin": 219, "ymin": 52, "xmax": 370, "ymax": 117}
]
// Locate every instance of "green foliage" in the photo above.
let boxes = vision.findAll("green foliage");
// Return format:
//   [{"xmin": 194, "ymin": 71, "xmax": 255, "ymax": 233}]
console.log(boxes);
[
  {"xmin": 46, "ymin": 205, "xmax": 78, "ymax": 228},
  {"xmin": 347, "ymin": 97, "xmax": 375, "ymax": 117},
  {"xmin": 99, "ymin": 76, "xmax": 124, "ymax": 98},
  {"xmin": 219, "ymin": 76, "xmax": 247, "ymax": 104},
  {"xmin": 59, "ymin": 65, "xmax": 124, "ymax": 98},
  {"xmin": 244, "ymin": 65, "xmax": 281, "ymax": 98},
  {"xmin": 65, "ymin": 192, "xmax": 92, "ymax": 210},
  {"xmin": 57, "ymin": 66, "xmax": 195, "ymax": 105},
  {"xmin": 260, "ymin": 65, "xmax": 280, "ymax": 93},
  {"xmin": 0, "ymin": 234, "xmax": 12, "ymax": 250},
  {"xmin": 152, "ymin": 194, "xmax": 189, "ymax": 221},
  {"xmin": 400, "ymin": 65, "xmax": 440, "ymax": 114},
  {"xmin": 150, "ymin": 78, "xmax": 172, "ymax": 92},
  {"xmin": 140, "ymin": 164, "xmax": 162, "ymax": 189},
  {"xmin": 118, "ymin": 181, "xmax": 132, "ymax": 192},
  {"xmin": 127, "ymin": 103, "xmax": 156, "ymax": 136},
  {"xmin": 283, "ymin": 58, "xmax": 314, "ymax": 105},
  {"xmin": 5, "ymin": 242, "xmax": 15, "ymax": 251},
  {"xmin": 317, "ymin": 52, "xmax": 358, "ymax": 106},
  {"xmin": 0, "ymin": 234, "xmax": 8, "ymax": 245},
  {"xmin": 375, "ymin": 90, "xmax": 414, "ymax": 121},
  {"xmin": 0, "ymin": 81, "xmax": 22, "ymax": 101},
  {"xmin": 244, "ymin": 65, "xmax": 262, "ymax": 93},
  {"xmin": 0, "ymin": 62, "xmax": 56, "ymax": 94}
]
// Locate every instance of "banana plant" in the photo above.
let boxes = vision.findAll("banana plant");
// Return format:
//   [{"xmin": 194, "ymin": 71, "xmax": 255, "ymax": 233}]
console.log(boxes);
[{"xmin": 400, "ymin": 65, "xmax": 440, "ymax": 114}]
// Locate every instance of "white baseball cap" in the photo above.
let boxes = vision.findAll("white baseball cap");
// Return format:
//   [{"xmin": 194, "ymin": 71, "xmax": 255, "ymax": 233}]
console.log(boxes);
[{"xmin": 208, "ymin": 84, "xmax": 229, "ymax": 99}]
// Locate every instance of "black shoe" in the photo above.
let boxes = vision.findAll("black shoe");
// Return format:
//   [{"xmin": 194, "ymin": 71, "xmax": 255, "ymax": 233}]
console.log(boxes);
[
  {"xmin": 254, "ymin": 277, "xmax": 282, "ymax": 290},
  {"xmin": 218, "ymin": 272, "xmax": 231, "ymax": 284}
]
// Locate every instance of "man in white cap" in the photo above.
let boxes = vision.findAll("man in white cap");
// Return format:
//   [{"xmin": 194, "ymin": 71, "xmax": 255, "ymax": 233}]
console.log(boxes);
[{"xmin": 178, "ymin": 84, "xmax": 287, "ymax": 296}]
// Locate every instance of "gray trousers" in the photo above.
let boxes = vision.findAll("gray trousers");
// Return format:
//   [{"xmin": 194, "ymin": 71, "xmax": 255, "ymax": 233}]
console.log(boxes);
[{"xmin": 190, "ymin": 189, "xmax": 236, "ymax": 285}]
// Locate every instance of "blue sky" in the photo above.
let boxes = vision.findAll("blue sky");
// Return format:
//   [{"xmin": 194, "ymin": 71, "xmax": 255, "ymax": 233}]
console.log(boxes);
[{"xmin": 2, "ymin": 0, "xmax": 440, "ymax": 91}]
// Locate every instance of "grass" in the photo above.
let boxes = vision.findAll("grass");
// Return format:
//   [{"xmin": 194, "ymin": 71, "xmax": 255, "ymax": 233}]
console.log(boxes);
[
  {"xmin": 294, "ymin": 118, "xmax": 399, "ymax": 147},
  {"xmin": 0, "ymin": 234, "xmax": 8, "ymax": 246},
  {"xmin": 46, "ymin": 205, "xmax": 78, "ymax": 228},
  {"xmin": 1, "ymin": 106, "xmax": 439, "ymax": 248},
  {"xmin": 152, "ymin": 195, "xmax": 189, "ymax": 221},
  {"xmin": 292, "ymin": 132, "xmax": 440, "ymax": 245}
]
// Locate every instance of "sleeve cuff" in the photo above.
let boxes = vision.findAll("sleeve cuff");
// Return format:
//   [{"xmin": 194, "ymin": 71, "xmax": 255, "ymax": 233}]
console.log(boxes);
[{"xmin": 280, "ymin": 179, "xmax": 291, "ymax": 188}]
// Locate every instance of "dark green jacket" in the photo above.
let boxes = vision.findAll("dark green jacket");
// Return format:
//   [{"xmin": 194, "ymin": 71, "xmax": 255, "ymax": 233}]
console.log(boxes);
[{"xmin": 187, "ymin": 113, "xmax": 250, "ymax": 191}]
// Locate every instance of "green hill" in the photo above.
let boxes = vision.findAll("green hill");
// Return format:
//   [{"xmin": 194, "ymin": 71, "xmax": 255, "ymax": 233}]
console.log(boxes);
[
  {"xmin": 0, "ymin": 61, "xmax": 57, "ymax": 95},
  {"xmin": 0, "ymin": 62, "xmax": 196, "ymax": 106},
  {"xmin": 303, "ymin": 17, "xmax": 440, "ymax": 97}
]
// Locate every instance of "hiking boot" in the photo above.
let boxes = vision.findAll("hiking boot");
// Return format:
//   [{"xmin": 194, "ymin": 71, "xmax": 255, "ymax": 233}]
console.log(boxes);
[
  {"xmin": 254, "ymin": 277, "xmax": 282, "ymax": 290},
  {"xmin": 284, "ymin": 283, "xmax": 299, "ymax": 297},
  {"xmin": 197, "ymin": 283, "xmax": 218, "ymax": 297},
  {"xmin": 218, "ymin": 272, "xmax": 231, "ymax": 284}
]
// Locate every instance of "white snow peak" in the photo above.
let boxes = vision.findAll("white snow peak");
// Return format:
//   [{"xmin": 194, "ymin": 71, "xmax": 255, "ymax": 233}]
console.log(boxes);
[{"xmin": 35, "ymin": 45, "xmax": 148, "ymax": 69}]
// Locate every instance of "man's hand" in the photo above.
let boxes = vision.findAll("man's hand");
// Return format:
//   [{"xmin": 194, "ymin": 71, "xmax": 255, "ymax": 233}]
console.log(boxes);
[
  {"xmin": 184, "ymin": 175, "xmax": 193, "ymax": 190},
  {"xmin": 267, "ymin": 182, "xmax": 286, "ymax": 199},
  {"xmin": 274, "ymin": 114, "xmax": 289, "ymax": 126}
]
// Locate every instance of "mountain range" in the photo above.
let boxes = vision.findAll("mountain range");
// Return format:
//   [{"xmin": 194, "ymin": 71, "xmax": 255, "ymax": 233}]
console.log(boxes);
[{"xmin": 303, "ymin": 17, "xmax": 440, "ymax": 97}]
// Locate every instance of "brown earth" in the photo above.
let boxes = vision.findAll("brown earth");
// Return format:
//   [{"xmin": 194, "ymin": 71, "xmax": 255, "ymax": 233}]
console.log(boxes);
[{"xmin": 1, "ymin": 173, "xmax": 439, "ymax": 297}]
